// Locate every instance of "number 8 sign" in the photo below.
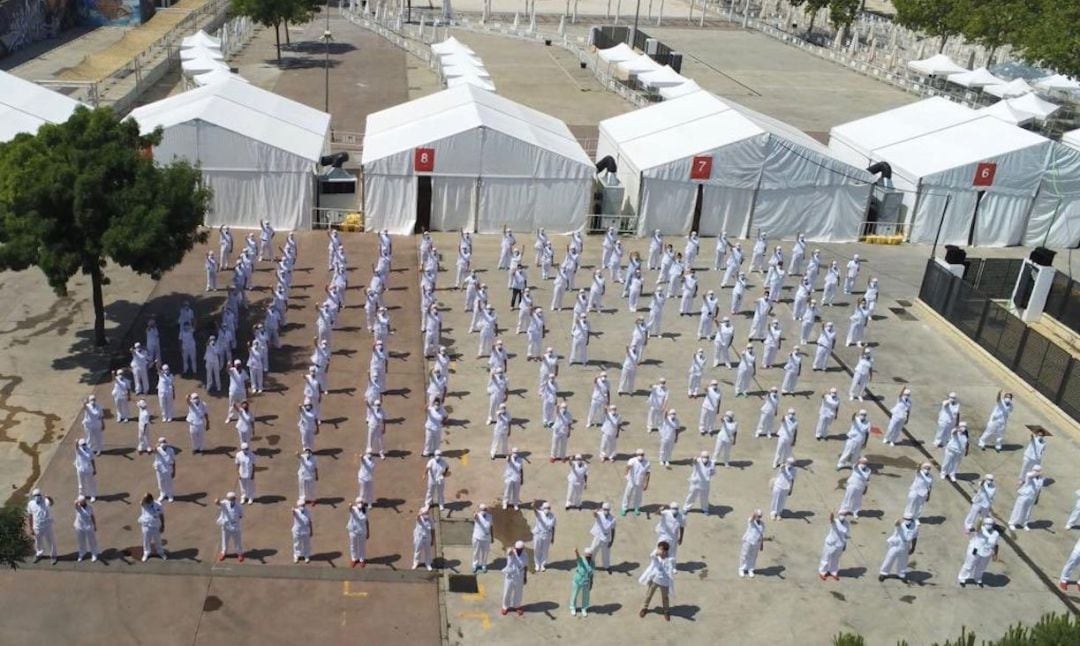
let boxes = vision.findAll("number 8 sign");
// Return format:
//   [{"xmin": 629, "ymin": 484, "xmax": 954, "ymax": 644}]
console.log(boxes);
[
  {"xmin": 414, "ymin": 148, "xmax": 435, "ymax": 172},
  {"xmin": 690, "ymin": 155, "xmax": 713, "ymax": 180}
]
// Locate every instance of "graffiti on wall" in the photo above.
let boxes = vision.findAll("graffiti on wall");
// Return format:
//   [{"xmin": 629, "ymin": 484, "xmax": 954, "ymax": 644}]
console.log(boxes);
[
  {"xmin": 0, "ymin": 0, "xmax": 73, "ymax": 58},
  {"xmin": 76, "ymin": 0, "xmax": 152, "ymax": 27}
]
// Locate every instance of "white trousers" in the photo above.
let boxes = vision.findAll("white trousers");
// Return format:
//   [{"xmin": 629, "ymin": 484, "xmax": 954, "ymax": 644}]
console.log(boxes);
[
  {"xmin": 589, "ymin": 535, "xmax": 611, "ymax": 568},
  {"xmin": 533, "ymin": 535, "xmax": 551, "ymax": 568},
  {"xmin": 739, "ymin": 540, "xmax": 760, "ymax": 573},
  {"xmin": 566, "ymin": 481, "xmax": 584, "ymax": 507},
  {"xmin": 622, "ymin": 482, "xmax": 643, "ymax": 511},
  {"xmin": 880, "ymin": 543, "xmax": 911, "ymax": 576},
  {"xmin": 33, "ymin": 525, "xmax": 57, "ymax": 558},
  {"xmin": 142, "ymin": 527, "xmax": 164, "ymax": 558},
  {"xmin": 684, "ymin": 484, "xmax": 710, "ymax": 512},
  {"xmin": 502, "ymin": 574, "xmax": 524, "ymax": 610},
  {"xmin": 292, "ymin": 532, "xmax": 311, "ymax": 558},
  {"xmin": 239, "ymin": 477, "xmax": 255, "ymax": 502},
  {"xmin": 220, "ymin": 528, "xmax": 243, "ymax": 555},
  {"xmin": 156, "ymin": 472, "xmax": 174, "ymax": 500},
  {"xmin": 819, "ymin": 543, "xmax": 844, "ymax": 575},
  {"xmin": 76, "ymin": 471, "xmax": 97, "ymax": 498},
  {"xmin": 349, "ymin": 532, "xmax": 368, "ymax": 563},
  {"xmin": 472, "ymin": 538, "xmax": 490, "ymax": 569},
  {"xmin": 75, "ymin": 528, "xmax": 98, "ymax": 558}
]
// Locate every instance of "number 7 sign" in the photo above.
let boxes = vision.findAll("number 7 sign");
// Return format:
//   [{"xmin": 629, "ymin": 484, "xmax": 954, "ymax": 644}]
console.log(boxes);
[
  {"xmin": 414, "ymin": 148, "xmax": 435, "ymax": 172},
  {"xmin": 690, "ymin": 155, "xmax": 713, "ymax": 180}
]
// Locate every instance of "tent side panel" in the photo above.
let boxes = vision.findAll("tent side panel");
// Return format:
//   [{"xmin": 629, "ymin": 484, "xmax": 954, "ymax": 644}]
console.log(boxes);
[
  {"xmin": 752, "ymin": 185, "xmax": 867, "ymax": 241},
  {"xmin": 432, "ymin": 176, "xmax": 477, "ymax": 231},
  {"xmin": 534, "ymin": 178, "xmax": 589, "ymax": 234},
  {"xmin": 1024, "ymin": 143, "xmax": 1080, "ymax": 248},
  {"xmin": 363, "ymin": 173, "xmax": 417, "ymax": 234},
  {"xmin": 638, "ymin": 178, "xmax": 697, "ymax": 235},
  {"xmin": 202, "ymin": 170, "xmax": 311, "ymax": 230},
  {"xmin": 698, "ymin": 185, "xmax": 755, "ymax": 237}
]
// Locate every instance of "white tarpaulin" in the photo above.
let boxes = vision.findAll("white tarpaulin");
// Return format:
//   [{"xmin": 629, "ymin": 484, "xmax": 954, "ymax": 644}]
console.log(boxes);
[
  {"xmin": 181, "ymin": 54, "xmax": 228, "ymax": 76},
  {"xmin": 1035, "ymin": 74, "xmax": 1080, "ymax": 92},
  {"xmin": 362, "ymin": 85, "xmax": 592, "ymax": 234},
  {"xmin": 659, "ymin": 79, "xmax": 703, "ymax": 100},
  {"xmin": 985, "ymin": 78, "xmax": 1035, "ymax": 98},
  {"xmin": 1008, "ymin": 92, "xmax": 1061, "ymax": 120},
  {"xmin": 616, "ymin": 53, "xmax": 662, "ymax": 79},
  {"xmin": 947, "ymin": 67, "xmax": 1004, "ymax": 89},
  {"xmin": 908, "ymin": 54, "xmax": 967, "ymax": 76},
  {"xmin": 1025, "ymin": 142, "xmax": 1080, "ymax": 248},
  {"xmin": 180, "ymin": 46, "xmax": 223, "ymax": 61},
  {"xmin": 1065, "ymin": 129, "xmax": 1080, "ymax": 149},
  {"xmin": 598, "ymin": 43, "xmax": 636, "ymax": 64},
  {"xmin": 447, "ymin": 75, "xmax": 496, "ymax": 92},
  {"xmin": 181, "ymin": 30, "xmax": 221, "ymax": 49},
  {"xmin": 431, "ymin": 36, "xmax": 476, "ymax": 57},
  {"xmin": 129, "ymin": 77, "xmax": 330, "ymax": 230},
  {"xmin": 638, "ymin": 65, "xmax": 688, "ymax": 89},
  {"xmin": 598, "ymin": 91, "xmax": 873, "ymax": 240},
  {"xmin": 193, "ymin": 68, "xmax": 249, "ymax": 87},
  {"xmin": 0, "ymin": 71, "xmax": 83, "ymax": 143},
  {"xmin": 977, "ymin": 101, "xmax": 1036, "ymax": 126}
]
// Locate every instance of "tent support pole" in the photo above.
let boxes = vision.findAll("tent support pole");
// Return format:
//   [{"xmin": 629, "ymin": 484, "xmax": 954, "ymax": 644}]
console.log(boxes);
[{"xmin": 930, "ymin": 194, "xmax": 952, "ymax": 260}]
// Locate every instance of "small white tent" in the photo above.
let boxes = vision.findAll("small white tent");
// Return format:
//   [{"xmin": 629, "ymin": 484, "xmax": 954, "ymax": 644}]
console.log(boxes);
[
  {"xmin": 0, "ymin": 71, "xmax": 82, "ymax": 143},
  {"xmin": 947, "ymin": 67, "xmax": 1004, "ymax": 89},
  {"xmin": 659, "ymin": 79, "xmax": 702, "ymax": 100},
  {"xmin": 129, "ymin": 77, "xmax": 331, "ymax": 230},
  {"xmin": 597, "ymin": 92, "xmax": 873, "ymax": 240},
  {"xmin": 984, "ymin": 78, "xmax": 1035, "ymax": 98},
  {"xmin": 977, "ymin": 101, "xmax": 1036, "ymax": 126},
  {"xmin": 908, "ymin": 54, "xmax": 967, "ymax": 76},
  {"xmin": 181, "ymin": 30, "xmax": 221, "ymax": 50},
  {"xmin": 362, "ymin": 84, "xmax": 592, "ymax": 234},
  {"xmin": 829, "ymin": 97, "xmax": 978, "ymax": 169},
  {"xmin": 1064, "ymin": 129, "xmax": 1080, "ymax": 149}
]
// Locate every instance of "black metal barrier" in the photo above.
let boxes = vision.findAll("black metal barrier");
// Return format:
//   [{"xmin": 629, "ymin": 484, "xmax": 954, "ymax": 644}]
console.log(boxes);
[{"xmin": 920, "ymin": 259, "xmax": 1080, "ymax": 422}]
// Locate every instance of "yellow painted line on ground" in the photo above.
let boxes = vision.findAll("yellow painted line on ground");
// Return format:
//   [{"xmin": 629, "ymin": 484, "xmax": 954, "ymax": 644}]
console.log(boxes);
[
  {"xmin": 458, "ymin": 611, "xmax": 492, "ymax": 630},
  {"xmin": 464, "ymin": 582, "xmax": 485, "ymax": 601},
  {"xmin": 342, "ymin": 580, "xmax": 369, "ymax": 598}
]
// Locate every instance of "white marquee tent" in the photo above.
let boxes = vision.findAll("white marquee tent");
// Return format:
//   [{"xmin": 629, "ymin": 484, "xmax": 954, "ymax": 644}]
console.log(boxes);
[
  {"xmin": 638, "ymin": 65, "xmax": 688, "ymax": 89},
  {"xmin": 908, "ymin": 54, "xmax": 967, "ymax": 76},
  {"xmin": 1025, "ymin": 140, "xmax": 1080, "ymax": 248},
  {"xmin": 985, "ymin": 78, "xmax": 1035, "ymax": 99},
  {"xmin": 181, "ymin": 30, "xmax": 221, "ymax": 50},
  {"xmin": 361, "ymin": 84, "xmax": 593, "ymax": 234},
  {"xmin": 129, "ymin": 77, "xmax": 331, "ymax": 230},
  {"xmin": 659, "ymin": 79, "xmax": 702, "ymax": 100},
  {"xmin": 1064, "ymin": 129, "xmax": 1080, "ymax": 149},
  {"xmin": 830, "ymin": 102, "xmax": 1052, "ymax": 246},
  {"xmin": 946, "ymin": 67, "xmax": 1004, "ymax": 89},
  {"xmin": 597, "ymin": 43, "xmax": 636, "ymax": 64},
  {"xmin": 0, "ymin": 71, "xmax": 82, "ymax": 143},
  {"xmin": 977, "ymin": 100, "xmax": 1035, "ymax": 126},
  {"xmin": 597, "ymin": 91, "xmax": 874, "ymax": 240}
]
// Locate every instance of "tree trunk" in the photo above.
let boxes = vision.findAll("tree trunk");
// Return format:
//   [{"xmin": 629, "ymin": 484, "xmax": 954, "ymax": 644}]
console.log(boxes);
[
  {"xmin": 938, "ymin": 34, "xmax": 949, "ymax": 53},
  {"xmin": 284, "ymin": 19, "xmax": 291, "ymax": 45},
  {"xmin": 274, "ymin": 21, "xmax": 282, "ymax": 64},
  {"xmin": 807, "ymin": 13, "xmax": 815, "ymax": 36},
  {"xmin": 90, "ymin": 264, "xmax": 107, "ymax": 347}
]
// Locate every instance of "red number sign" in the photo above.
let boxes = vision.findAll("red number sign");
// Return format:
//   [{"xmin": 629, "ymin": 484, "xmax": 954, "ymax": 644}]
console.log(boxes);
[
  {"xmin": 690, "ymin": 155, "xmax": 713, "ymax": 180},
  {"xmin": 973, "ymin": 162, "xmax": 997, "ymax": 187},
  {"xmin": 414, "ymin": 148, "xmax": 435, "ymax": 172}
]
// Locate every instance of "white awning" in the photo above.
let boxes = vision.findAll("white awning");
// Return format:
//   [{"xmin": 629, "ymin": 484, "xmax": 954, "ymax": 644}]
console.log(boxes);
[
  {"xmin": 659, "ymin": 79, "xmax": 703, "ymax": 100},
  {"xmin": 984, "ymin": 78, "xmax": 1035, "ymax": 98},
  {"xmin": 447, "ymin": 75, "xmax": 496, "ymax": 92},
  {"xmin": 617, "ymin": 53, "xmax": 662, "ymax": 76},
  {"xmin": 180, "ymin": 46, "xmax": 223, "ymax": 61},
  {"xmin": 976, "ymin": 100, "xmax": 1035, "ymax": 126},
  {"xmin": 431, "ymin": 36, "xmax": 475, "ymax": 57},
  {"xmin": 638, "ymin": 65, "xmax": 688, "ymax": 89},
  {"xmin": 180, "ymin": 30, "xmax": 221, "ymax": 50},
  {"xmin": 181, "ymin": 55, "xmax": 228, "ymax": 76},
  {"xmin": 1064, "ymin": 129, "xmax": 1080, "ymax": 151},
  {"xmin": 0, "ymin": 70, "xmax": 84, "ymax": 142},
  {"xmin": 946, "ymin": 67, "xmax": 1004, "ymax": 89},
  {"xmin": 908, "ymin": 54, "xmax": 967, "ymax": 76},
  {"xmin": 1034, "ymin": 74, "xmax": 1080, "ymax": 92},
  {"xmin": 598, "ymin": 43, "xmax": 636, "ymax": 64},
  {"xmin": 193, "ymin": 68, "xmax": 248, "ymax": 87},
  {"xmin": 1007, "ymin": 93, "xmax": 1061, "ymax": 120}
]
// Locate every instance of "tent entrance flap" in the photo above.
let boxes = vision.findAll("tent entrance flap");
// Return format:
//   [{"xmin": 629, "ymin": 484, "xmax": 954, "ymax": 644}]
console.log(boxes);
[
  {"xmin": 691, "ymin": 184, "xmax": 704, "ymax": 233},
  {"xmin": 416, "ymin": 176, "xmax": 433, "ymax": 233}
]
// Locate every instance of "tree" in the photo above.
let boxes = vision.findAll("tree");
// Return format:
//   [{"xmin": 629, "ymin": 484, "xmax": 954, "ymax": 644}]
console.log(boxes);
[
  {"xmin": 892, "ymin": 0, "xmax": 970, "ymax": 52},
  {"xmin": 233, "ymin": 0, "xmax": 322, "ymax": 62},
  {"xmin": 961, "ymin": 0, "xmax": 1026, "ymax": 64},
  {"xmin": 828, "ymin": 0, "xmax": 862, "ymax": 44},
  {"xmin": 1013, "ymin": 0, "xmax": 1080, "ymax": 79},
  {"xmin": 0, "ymin": 106, "xmax": 210, "ymax": 347},
  {"xmin": 0, "ymin": 504, "xmax": 33, "ymax": 569},
  {"xmin": 788, "ymin": 0, "xmax": 831, "ymax": 35}
]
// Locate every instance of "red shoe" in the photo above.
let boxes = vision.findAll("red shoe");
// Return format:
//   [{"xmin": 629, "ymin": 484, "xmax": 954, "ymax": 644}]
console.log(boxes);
[
  {"xmin": 818, "ymin": 572, "xmax": 827, "ymax": 581},
  {"xmin": 832, "ymin": 574, "xmax": 841, "ymax": 581},
  {"xmin": 1060, "ymin": 580, "xmax": 1069, "ymax": 591},
  {"xmin": 500, "ymin": 608, "xmax": 509, "ymax": 616},
  {"xmin": 237, "ymin": 553, "xmax": 245, "ymax": 563},
  {"xmin": 516, "ymin": 608, "xmax": 524, "ymax": 616},
  {"xmin": 360, "ymin": 560, "xmax": 366, "ymax": 568},
  {"xmin": 218, "ymin": 553, "xmax": 226, "ymax": 562},
  {"xmin": 549, "ymin": 457, "xmax": 556, "ymax": 463},
  {"xmin": 351, "ymin": 560, "xmax": 359, "ymax": 568}
]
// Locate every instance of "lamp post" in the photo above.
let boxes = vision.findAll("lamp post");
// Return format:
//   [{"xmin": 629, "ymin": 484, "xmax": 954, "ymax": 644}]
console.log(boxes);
[{"xmin": 322, "ymin": 0, "xmax": 332, "ymax": 113}]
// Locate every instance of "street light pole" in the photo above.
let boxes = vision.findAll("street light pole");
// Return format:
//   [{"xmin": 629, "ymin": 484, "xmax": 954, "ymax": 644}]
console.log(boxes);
[{"xmin": 632, "ymin": 0, "xmax": 641, "ymax": 37}]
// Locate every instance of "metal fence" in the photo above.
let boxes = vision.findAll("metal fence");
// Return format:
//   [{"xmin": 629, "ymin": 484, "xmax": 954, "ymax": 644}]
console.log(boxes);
[
  {"xmin": 919, "ymin": 259, "xmax": 1080, "ymax": 422},
  {"xmin": 1044, "ymin": 270, "xmax": 1080, "ymax": 335},
  {"xmin": 960, "ymin": 257, "xmax": 1024, "ymax": 300}
]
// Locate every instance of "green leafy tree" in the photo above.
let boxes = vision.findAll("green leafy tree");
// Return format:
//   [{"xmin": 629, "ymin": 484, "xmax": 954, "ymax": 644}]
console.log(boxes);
[
  {"xmin": 893, "ymin": 0, "xmax": 970, "ymax": 52},
  {"xmin": 829, "ymin": 0, "xmax": 862, "ymax": 44},
  {"xmin": 233, "ymin": 0, "xmax": 323, "ymax": 62},
  {"xmin": 1013, "ymin": 0, "xmax": 1080, "ymax": 78},
  {"xmin": 961, "ymin": 0, "xmax": 1026, "ymax": 64},
  {"xmin": 789, "ymin": 0, "xmax": 832, "ymax": 35},
  {"xmin": 0, "ymin": 106, "xmax": 210, "ymax": 347},
  {"xmin": 0, "ymin": 504, "xmax": 33, "ymax": 569}
]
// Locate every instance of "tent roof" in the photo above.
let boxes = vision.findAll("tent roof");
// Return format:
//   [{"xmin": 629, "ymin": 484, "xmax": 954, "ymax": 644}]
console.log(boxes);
[
  {"xmin": 617, "ymin": 53, "xmax": 662, "ymax": 75},
  {"xmin": 441, "ymin": 61, "xmax": 491, "ymax": 79},
  {"xmin": 984, "ymin": 78, "xmax": 1034, "ymax": 98},
  {"xmin": 598, "ymin": 43, "xmax": 636, "ymax": 64},
  {"xmin": 180, "ymin": 46, "xmax": 223, "ymax": 61},
  {"xmin": 362, "ymin": 84, "xmax": 589, "ymax": 167},
  {"xmin": 908, "ymin": 54, "xmax": 967, "ymax": 76},
  {"xmin": 946, "ymin": 67, "xmax": 1004, "ymax": 89},
  {"xmin": 830, "ymin": 97, "xmax": 977, "ymax": 156},
  {"xmin": 128, "ymin": 77, "xmax": 330, "ymax": 161},
  {"xmin": 638, "ymin": 65, "xmax": 687, "ymax": 89},
  {"xmin": 659, "ymin": 79, "xmax": 703, "ymax": 100},
  {"xmin": 875, "ymin": 115, "xmax": 1048, "ymax": 178},
  {"xmin": 193, "ymin": 68, "xmax": 249, "ymax": 87},
  {"xmin": 0, "ymin": 71, "xmax": 83, "ymax": 142},
  {"xmin": 181, "ymin": 30, "xmax": 221, "ymax": 49},
  {"xmin": 1008, "ymin": 92, "xmax": 1061, "ymax": 119},
  {"xmin": 600, "ymin": 90, "xmax": 864, "ymax": 174},
  {"xmin": 446, "ymin": 75, "xmax": 496, "ymax": 91},
  {"xmin": 1034, "ymin": 74, "xmax": 1080, "ymax": 92},
  {"xmin": 431, "ymin": 36, "xmax": 475, "ymax": 57},
  {"xmin": 1063, "ymin": 129, "xmax": 1080, "ymax": 151},
  {"xmin": 976, "ymin": 100, "xmax": 1035, "ymax": 126}
]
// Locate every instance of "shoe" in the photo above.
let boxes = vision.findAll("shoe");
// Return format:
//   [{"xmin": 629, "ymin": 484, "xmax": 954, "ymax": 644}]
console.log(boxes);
[
  {"xmin": 412, "ymin": 562, "xmax": 419, "ymax": 570},
  {"xmin": 89, "ymin": 497, "xmax": 96, "ymax": 503},
  {"xmin": 818, "ymin": 572, "xmax": 827, "ymax": 581},
  {"xmin": 218, "ymin": 553, "xmax": 226, "ymax": 562},
  {"xmin": 516, "ymin": 608, "xmax": 523, "ymax": 616},
  {"xmin": 570, "ymin": 609, "xmax": 576, "ymax": 616},
  {"xmin": 142, "ymin": 554, "xmax": 149, "ymax": 562},
  {"xmin": 738, "ymin": 570, "xmax": 745, "ymax": 578},
  {"xmin": 161, "ymin": 552, "xmax": 168, "ymax": 560},
  {"xmin": 639, "ymin": 609, "xmax": 647, "ymax": 618},
  {"xmin": 51, "ymin": 558, "xmax": 58, "ymax": 565},
  {"xmin": 500, "ymin": 608, "xmax": 509, "ymax": 616},
  {"xmin": 634, "ymin": 508, "xmax": 641, "ymax": 517},
  {"xmin": 237, "ymin": 554, "xmax": 245, "ymax": 563},
  {"xmin": 1060, "ymin": 580, "xmax": 1069, "ymax": 591},
  {"xmin": 664, "ymin": 613, "xmax": 670, "ymax": 622},
  {"xmin": 426, "ymin": 565, "xmax": 433, "ymax": 571},
  {"xmin": 91, "ymin": 555, "xmax": 98, "ymax": 562},
  {"xmin": 748, "ymin": 571, "xmax": 755, "ymax": 578},
  {"xmin": 878, "ymin": 574, "xmax": 885, "ymax": 582},
  {"xmin": 304, "ymin": 557, "xmax": 311, "ymax": 563},
  {"xmin": 581, "ymin": 610, "xmax": 588, "ymax": 617},
  {"xmin": 77, "ymin": 555, "xmax": 84, "ymax": 562}
]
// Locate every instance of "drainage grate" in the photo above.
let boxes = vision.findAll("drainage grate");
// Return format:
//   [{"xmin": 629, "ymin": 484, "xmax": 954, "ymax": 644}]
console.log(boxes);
[
  {"xmin": 448, "ymin": 574, "xmax": 479, "ymax": 594},
  {"xmin": 889, "ymin": 307, "xmax": 918, "ymax": 321}
]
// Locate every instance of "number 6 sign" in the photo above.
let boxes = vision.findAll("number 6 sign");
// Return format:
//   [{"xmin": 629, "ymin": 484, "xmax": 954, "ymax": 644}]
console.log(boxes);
[
  {"xmin": 690, "ymin": 155, "xmax": 713, "ymax": 180},
  {"xmin": 414, "ymin": 148, "xmax": 435, "ymax": 172},
  {"xmin": 972, "ymin": 162, "xmax": 996, "ymax": 187}
]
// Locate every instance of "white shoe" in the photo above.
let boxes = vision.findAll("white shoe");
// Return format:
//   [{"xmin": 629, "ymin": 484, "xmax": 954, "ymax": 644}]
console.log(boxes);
[
  {"xmin": 570, "ymin": 608, "xmax": 577, "ymax": 616},
  {"xmin": 738, "ymin": 569, "xmax": 745, "ymax": 577},
  {"xmin": 581, "ymin": 610, "xmax": 588, "ymax": 617},
  {"xmin": 141, "ymin": 554, "xmax": 149, "ymax": 562},
  {"xmin": 748, "ymin": 570, "xmax": 755, "ymax": 578}
]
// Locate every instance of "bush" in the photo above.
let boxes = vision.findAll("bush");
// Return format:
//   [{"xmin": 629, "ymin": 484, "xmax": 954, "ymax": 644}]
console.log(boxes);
[
  {"xmin": 838, "ymin": 614, "xmax": 1080, "ymax": 646},
  {"xmin": 833, "ymin": 634, "xmax": 865, "ymax": 646},
  {"xmin": 0, "ymin": 504, "xmax": 33, "ymax": 569}
]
